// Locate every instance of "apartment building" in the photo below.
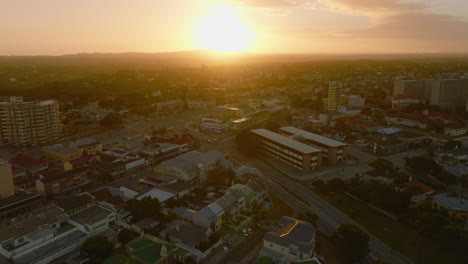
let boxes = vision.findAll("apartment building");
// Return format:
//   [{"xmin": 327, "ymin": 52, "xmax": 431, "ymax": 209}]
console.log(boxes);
[
  {"xmin": 0, "ymin": 100, "xmax": 61, "ymax": 145},
  {"xmin": 280, "ymin": 127, "xmax": 348, "ymax": 164},
  {"xmin": 252, "ymin": 129, "xmax": 322, "ymax": 171}
]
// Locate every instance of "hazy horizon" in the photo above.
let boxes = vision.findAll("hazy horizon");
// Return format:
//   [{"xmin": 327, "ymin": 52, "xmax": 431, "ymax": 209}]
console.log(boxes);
[{"xmin": 2, "ymin": 0, "xmax": 468, "ymax": 56}]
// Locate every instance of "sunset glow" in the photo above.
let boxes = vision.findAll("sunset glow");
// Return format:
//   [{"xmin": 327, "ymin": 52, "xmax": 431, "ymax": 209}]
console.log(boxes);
[{"xmin": 195, "ymin": 7, "xmax": 254, "ymax": 52}]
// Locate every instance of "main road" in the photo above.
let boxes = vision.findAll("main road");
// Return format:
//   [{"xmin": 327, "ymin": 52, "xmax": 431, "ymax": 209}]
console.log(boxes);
[{"xmin": 205, "ymin": 139, "xmax": 413, "ymax": 264}]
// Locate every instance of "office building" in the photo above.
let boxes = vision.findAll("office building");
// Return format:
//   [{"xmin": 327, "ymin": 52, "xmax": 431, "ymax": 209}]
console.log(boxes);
[
  {"xmin": 280, "ymin": 127, "xmax": 348, "ymax": 164},
  {"xmin": 0, "ymin": 160, "xmax": 14, "ymax": 198},
  {"xmin": 252, "ymin": 129, "xmax": 322, "ymax": 171},
  {"xmin": 0, "ymin": 100, "xmax": 61, "ymax": 145}
]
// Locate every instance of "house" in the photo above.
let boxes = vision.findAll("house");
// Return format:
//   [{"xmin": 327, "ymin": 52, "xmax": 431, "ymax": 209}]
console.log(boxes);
[
  {"xmin": 0, "ymin": 206, "xmax": 87, "ymax": 264},
  {"xmin": 262, "ymin": 216, "xmax": 316, "ymax": 263},
  {"xmin": 153, "ymin": 151, "xmax": 216, "ymax": 184},
  {"xmin": 229, "ymin": 181, "xmax": 267, "ymax": 209},
  {"xmin": 36, "ymin": 167, "xmax": 91, "ymax": 197},
  {"xmin": 432, "ymin": 195, "xmax": 468, "ymax": 219}
]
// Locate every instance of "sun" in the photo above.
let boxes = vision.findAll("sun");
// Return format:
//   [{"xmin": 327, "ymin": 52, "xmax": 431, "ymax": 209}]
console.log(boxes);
[{"xmin": 196, "ymin": 7, "xmax": 254, "ymax": 52}]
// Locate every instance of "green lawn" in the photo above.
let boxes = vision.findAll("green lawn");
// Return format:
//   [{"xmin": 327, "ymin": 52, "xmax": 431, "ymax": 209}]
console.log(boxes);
[{"xmin": 325, "ymin": 192, "xmax": 456, "ymax": 264}]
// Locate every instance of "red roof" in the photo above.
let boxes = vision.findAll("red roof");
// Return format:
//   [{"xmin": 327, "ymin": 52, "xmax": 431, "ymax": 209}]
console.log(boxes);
[
  {"xmin": 11, "ymin": 154, "xmax": 47, "ymax": 167},
  {"xmin": 406, "ymin": 180, "xmax": 434, "ymax": 193},
  {"xmin": 69, "ymin": 155, "xmax": 96, "ymax": 166}
]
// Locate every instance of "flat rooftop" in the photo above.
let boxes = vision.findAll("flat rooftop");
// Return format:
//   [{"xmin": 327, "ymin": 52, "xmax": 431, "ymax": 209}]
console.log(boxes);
[
  {"xmin": 0, "ymin": 206, "xmax": 66, "ymax": 241},
  {"xmin": 14, "ymin": 229, "xmax": 86, "ymax": 264},
  {"xmin": 70, "ymin": 205, "xmax": 113, "ymax": 225},
  {"xmin": 280, "ymin": 127, "xmax": 347, "ymax": 148},
  {"xmin": 252, "ymin": 129, "xmax": 321, "ymax": 154}
]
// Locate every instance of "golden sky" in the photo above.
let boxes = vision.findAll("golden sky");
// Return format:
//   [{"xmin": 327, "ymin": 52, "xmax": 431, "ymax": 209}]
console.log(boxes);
[{"xmin": 1, "ymin": 0, "xmax": 468, "ymax": 55}]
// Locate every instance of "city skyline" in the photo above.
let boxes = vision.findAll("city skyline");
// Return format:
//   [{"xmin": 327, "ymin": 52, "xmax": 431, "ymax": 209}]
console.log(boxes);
[{"xmin": 2, "ymin": 0, "xmax": 468, "ymax": 55}]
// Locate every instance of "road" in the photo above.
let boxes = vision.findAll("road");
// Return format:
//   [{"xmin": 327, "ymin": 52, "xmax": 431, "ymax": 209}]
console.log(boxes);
[{"xmin": 204, "ymin": 139, "xmax": 413, "ymax": 264}]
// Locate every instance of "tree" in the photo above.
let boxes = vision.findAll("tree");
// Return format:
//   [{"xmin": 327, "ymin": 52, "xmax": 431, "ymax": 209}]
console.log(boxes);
[
  {"xmin": 126, "ymin": 197, "xmax": 161, "ymax": 221},
  {"xmin": 299, "ymin": 212, "xmax": 319, "ymax": 227},
  {"xmin": 404, "ymin": 156, "xmax": 441, "ymax": 176},
  {"xmin": 117, "ymin": 229, "xmax": 138, "ymax": 246},
  {"xmin": 100, "ymin": 112, "xmax": 123, "ymax": 127},
  {"xmin": 82, "ymin": 235, "xmax": 114, "ymax": 261},
  {"xmin": 369, "ymin": 158, "xmax": 393, "ymax": 171},
  {"xmin": 332, "ymin": 224, "xmax": 370, "ymax": 262}
]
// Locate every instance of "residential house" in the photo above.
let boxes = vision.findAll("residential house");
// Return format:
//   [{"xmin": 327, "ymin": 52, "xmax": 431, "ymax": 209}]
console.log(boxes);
[
  {"xmin": 262, "ymin": 216, "xmax": 316, "ymax": 263},
  {"xmin": 432, "ymin": 195, "xmax": 468, "ymax": 219}
]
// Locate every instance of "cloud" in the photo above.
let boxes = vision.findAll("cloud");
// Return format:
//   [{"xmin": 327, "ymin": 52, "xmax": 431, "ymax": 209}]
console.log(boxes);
[
  {"xmin": 319, "ymin": 0, "xmax": 429, "ymax": 15},
  {"xmin": 305, "ymin": 12, "xmax": 468, "ymax": 52},
  {"xmin": 350, "ymin": 13, "xmax": 468, "ymax": 41},
  {"xmin": 207, "ymin": 0, "xmax": 313, "ymax": 8}
]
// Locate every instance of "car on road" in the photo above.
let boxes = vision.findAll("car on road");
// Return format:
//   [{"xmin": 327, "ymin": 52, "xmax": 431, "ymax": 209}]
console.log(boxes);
[{"xmin": 223, "ymin": 246, "xmax": 229, "ymax": 253}]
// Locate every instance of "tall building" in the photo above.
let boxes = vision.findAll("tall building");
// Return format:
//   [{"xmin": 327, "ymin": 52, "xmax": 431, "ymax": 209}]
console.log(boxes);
[
  {"xmin": 0, "ymin": 100, "xmax": 61, "ymax": 145},
  {"xmin": 393, "ymin": 79, "xmax": 429, "ymax": 99},
  {"xmin": 0, "ymin": 160, "xmax": 14, "ymax": 198},
  {"xmin": 428, "ymin": 78, "xmax": 468, "ymax": 111},
  {"xmin": 327, "ymin": 81, "xmax": 342, "ymax": 111}
]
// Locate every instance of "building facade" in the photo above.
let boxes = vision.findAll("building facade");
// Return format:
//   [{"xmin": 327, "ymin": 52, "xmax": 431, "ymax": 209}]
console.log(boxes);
[
  {"xmin": 252, "ymin": 129, "xmax": 322, "ymax": 171},
  {"xmin": 280, "ymin": 127, "xmax": 348, "ymax": 165},
  {"xmin": 0, "ymin": 100, "xmax": 61, "ymax": 145}
]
